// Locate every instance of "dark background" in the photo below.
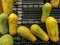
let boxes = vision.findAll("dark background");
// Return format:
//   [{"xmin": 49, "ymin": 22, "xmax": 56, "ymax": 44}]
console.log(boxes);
[{"xmin": 9, "ymin": 0, "xmax": 60, "ymax": 45}]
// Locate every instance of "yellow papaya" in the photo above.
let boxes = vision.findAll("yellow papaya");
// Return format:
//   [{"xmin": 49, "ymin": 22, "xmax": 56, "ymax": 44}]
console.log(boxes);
[
  {"xmin": 2, "ymin": 0, "xmax": 13, "ymax": 15},
  {"xmin": 46, "ymin": 17, "xmax": 59, "ymax": 42},
  {"xmin": 17, "ymin": 26, "xmax": 37, "ymax": 42},
  {"xmin": 50, "ymin": 0, "xmax": 59, "ymax": 7},
  {"xmin": 9, "ymin": 13, "xmax": 18, "ymax": 35},
  {"xmin": 30, "ymin": 24, "xmax": 49, "ymax": 41}
]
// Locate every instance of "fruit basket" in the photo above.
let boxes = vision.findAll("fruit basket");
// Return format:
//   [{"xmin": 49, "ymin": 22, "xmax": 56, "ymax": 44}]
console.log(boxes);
[{"xmin": 13, "ymin": 0, "xmax": 60, "ymax": 45}]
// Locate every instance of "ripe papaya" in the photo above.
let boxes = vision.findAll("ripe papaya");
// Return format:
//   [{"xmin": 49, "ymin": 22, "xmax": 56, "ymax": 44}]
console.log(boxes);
[
  {"xmin": 17, "ymin": 26, "xmax": 37, "ymax": 42},
  {"xmin": 9, "ymin": 13, "xmax": 18, "ymax": 35},
  {"xmin": 46, "ymin": 17, "xmax": 59, "ymax": 42},
  {"xmin": 30, "ymin": 24, "xmax": 49, "ymax": 41}
]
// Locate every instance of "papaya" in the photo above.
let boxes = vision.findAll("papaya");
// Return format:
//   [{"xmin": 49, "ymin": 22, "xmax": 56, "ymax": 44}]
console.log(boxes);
[
  {"xmin": 46, "ymin": 17, "xmax": 59, "ymax": 42},
  {"xmin": 50, "ymin": 0, "xmax": 59, "ymax": 7},
  {"xmin": 2, "ymin": 0, "xmax": 13, "ymax": 15},
  {"xmin": 41, "ymin": 3, "xmax": 52, "ymax": 23},
  {"xmin": 17, "ymin": 26, "xmax": 37, "ymax": 42},
  {"xmin": 9, "ymin": 13, "xmax": 18, "ymax": 35},
  {"xmin": 0, "ymin": 13, "xmax": 9, "ymax": 34},
  {"xmin": 30, "ymin": 24, "xmax": 49, "ymax": 41},
  {"xmin": 0, "ymin": 34, "xmax": 14, "ymax": 45}
]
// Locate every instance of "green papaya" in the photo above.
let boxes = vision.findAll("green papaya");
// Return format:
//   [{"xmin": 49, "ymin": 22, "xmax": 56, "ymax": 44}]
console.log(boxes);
[
  {"xmin": 41, "ymin": 3, "xmax": 52, "ymax": 23},
  {"xmin": 0, "ymin": 13, "xmax": 9, "ymax": 34},
  {"xmin": 0, "ymin": 34, "xmax": 14, "ymax": 45}
]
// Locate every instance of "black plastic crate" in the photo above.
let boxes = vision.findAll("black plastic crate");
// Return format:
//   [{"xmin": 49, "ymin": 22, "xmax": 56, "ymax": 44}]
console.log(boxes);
[{"xmin": 13, "ymin": 0, "xmax": 60, "ymax": 45}]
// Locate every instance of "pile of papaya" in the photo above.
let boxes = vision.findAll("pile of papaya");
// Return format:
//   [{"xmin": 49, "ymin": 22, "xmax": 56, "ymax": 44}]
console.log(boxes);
[{"xmin": 0, "ymin": 0, "xmax": 60, "ymax": 45}]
